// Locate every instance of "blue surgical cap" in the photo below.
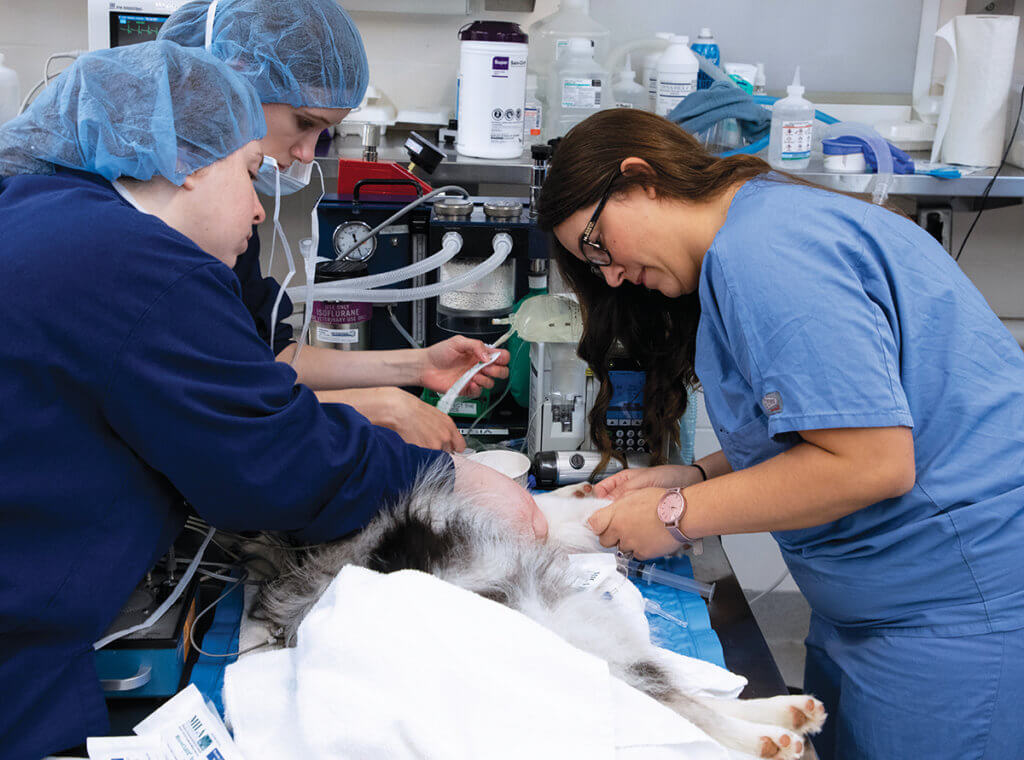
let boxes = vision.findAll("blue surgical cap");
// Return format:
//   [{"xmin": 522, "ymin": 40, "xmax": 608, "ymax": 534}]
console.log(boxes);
[
  {"xmin": 0, "ymin": 40, "xmax": 266, "ymax": 185},
  {"xmin": 158, "ymin": 0, "xmax": 369, "ymax": 110}
]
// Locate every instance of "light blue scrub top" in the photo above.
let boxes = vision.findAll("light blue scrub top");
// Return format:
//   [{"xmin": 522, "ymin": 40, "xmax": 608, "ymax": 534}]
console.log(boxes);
[{"xmin": 696, "ymin": 176, "xmax": 1024, "ymax": 636}]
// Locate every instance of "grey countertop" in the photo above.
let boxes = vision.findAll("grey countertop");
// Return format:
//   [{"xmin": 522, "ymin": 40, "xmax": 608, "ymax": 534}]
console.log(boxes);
[{"xmin": 317, "ymin": 134, "xmax": 1024, "ymax": 199}]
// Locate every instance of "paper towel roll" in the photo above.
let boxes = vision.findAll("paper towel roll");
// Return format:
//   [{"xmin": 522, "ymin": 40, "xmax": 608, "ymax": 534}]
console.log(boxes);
[{"xmin": 930, "ymin": 14, "xmax": 1019, "ymax": 167}]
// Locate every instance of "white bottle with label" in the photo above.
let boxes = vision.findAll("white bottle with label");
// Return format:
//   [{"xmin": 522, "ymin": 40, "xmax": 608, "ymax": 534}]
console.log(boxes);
[
  {"xmin": 612, "ymin": 54, "xmax": 646, "ymax": 109},
  {"xmin": 768, "ymin": 66, "xmax": 814, "ymax": 170},
  {"xmin": 0, "ymin": 54, "xmax": 20, "ymax": 126},
  {"xmin": 523, "ymin": 73, "xmax": 543, "ymax": 146},
  {"xmin": 528, "ymin": 0, "xmax": 610, "ymax": 108},
  {"xmin": 655, "ymin": 35, "xmax": 698, "ymax": 118},
  {"xmin": 643, "ymin": 32, "xmax": 674, "ymax": 112},
  {"xmin": 546, "ymin": 36, "xmax": 609, "ymax": 139}
]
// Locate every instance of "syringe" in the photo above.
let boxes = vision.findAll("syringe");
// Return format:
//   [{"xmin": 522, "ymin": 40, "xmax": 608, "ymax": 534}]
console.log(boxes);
[{"xmin": 617, "ymin": 553, "xmax": 716, "ymax": 601}]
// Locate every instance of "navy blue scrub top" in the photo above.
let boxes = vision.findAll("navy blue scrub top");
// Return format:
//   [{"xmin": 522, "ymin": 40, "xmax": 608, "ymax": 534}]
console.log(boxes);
[
  {"xmin": 696, "ymin": 176, "xmax": 1024, "ymax": 636},
  {"xmin": 234, "ymin": 228, "xmax": 295, "ymax": 356},
  {"xmin": 0, "ymin": 170, "xmax": 447, "ymax": 758}
]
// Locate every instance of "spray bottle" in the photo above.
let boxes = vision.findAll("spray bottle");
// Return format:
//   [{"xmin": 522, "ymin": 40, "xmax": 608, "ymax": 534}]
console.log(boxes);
[
  {"xmin": 768, "ymin": 66, "xmax": 814, "ymax": 170},
  {"xmin": 690, "ymin": 28, "xmax": 719, "ymax": 91}
]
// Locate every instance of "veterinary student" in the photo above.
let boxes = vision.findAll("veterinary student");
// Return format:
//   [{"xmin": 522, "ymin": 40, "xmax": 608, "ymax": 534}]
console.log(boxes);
[
  {"xmin": 0, "ymin": 42, "xmax": 544, "ymax": 760},
  {"xmin": 157, "ymin": 0, "xmax": 507, "ymax": 453},
  {"xmin": 538, "ymin": 108, "xmax": 1024, "ymax": 759}
]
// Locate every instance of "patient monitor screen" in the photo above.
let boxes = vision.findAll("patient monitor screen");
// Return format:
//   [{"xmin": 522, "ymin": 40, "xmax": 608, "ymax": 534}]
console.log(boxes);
[{"xmin": 110, "ymin": 13, "xmax": 170, "ymax": 47}]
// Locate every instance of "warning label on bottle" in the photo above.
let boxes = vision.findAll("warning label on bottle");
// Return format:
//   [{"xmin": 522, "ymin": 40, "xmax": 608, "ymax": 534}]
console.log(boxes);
[
  {"xmin": 311, "ymin": 300, "xmax": 371, "ymax": 323},
  {"xmin": 490, "ymin": 104, "xmax": 524, "ymax": 143},
  {"xmin": 561, "ymin": 78, "xmax": 603, "ymax": 109},
  {"xmin": 781, "ymin": 120, "xmax": 813, "ymax": 160}
]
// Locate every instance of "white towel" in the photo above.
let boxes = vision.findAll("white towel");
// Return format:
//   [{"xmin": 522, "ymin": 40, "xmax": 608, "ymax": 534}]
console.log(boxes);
[{"xmin": 224, "ymin": 566, "xmax": 732, "ymax": 759}]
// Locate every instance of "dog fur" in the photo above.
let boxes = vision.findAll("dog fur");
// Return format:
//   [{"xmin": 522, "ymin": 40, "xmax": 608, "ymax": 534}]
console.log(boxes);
[{"xmin": 254, "ymin": 463, "xmax": 825, "ymax": 759}]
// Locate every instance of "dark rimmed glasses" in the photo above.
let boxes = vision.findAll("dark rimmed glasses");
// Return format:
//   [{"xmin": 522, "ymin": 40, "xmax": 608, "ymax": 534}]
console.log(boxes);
[{"xmin": 579, "ymin": 170, "xmax": 620, "ymax": 274}]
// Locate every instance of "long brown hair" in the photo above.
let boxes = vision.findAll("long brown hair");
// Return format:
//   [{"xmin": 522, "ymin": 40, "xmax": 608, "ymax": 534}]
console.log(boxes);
[{"xmin": 536, "ymin": 108, "xmax": 850, "ymax": 470}]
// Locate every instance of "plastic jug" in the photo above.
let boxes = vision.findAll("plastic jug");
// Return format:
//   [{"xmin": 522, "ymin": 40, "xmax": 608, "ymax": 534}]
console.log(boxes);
[
  {"xmin": 545, "ymin": 37, "xmax": 610, "ymax": 139},
  {"xmin": 655, "ymin": 35, "xmax": 699, "ymax": 117},
  {"xmin": 528, "ymin": 0, "xmax": 610, "ymax": 106},
  {"xmin": 612, "ymin": 54, "xmax": 647, "ymax": 109},
  {"xmin": 0, "ymin": 54, "xmax": 20, "ymax": 126},
  {"xmin": 642, "ymin": 32, "xmax": 674, "ymax": 111}
]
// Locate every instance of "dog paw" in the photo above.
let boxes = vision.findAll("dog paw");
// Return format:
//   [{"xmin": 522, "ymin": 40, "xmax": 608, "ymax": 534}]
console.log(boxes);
[
  {"xmin": 759, "ymin": 730, "xmax": 805, "ymax": 759},
  {"xmin": 786, "ymin": 696, "xmax": 826, "ymax": 735}
]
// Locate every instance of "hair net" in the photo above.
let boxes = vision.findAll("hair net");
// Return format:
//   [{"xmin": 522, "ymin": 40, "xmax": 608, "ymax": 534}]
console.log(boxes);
[
  {"xmin": 0, "ymin": 41, "xmax": 266, "ymax": 185},
  {"xmin": 158, "ymin": 0, "xmax": 369, "ymax": 110}
]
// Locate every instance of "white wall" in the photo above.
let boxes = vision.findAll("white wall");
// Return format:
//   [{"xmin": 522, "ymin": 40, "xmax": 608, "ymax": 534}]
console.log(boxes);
[{"xmin": 2, "ymin": 1, "xmax": 1021, "ymax": 594}]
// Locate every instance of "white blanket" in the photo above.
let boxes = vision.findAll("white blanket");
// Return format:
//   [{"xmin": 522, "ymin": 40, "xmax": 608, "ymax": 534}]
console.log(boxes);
[{"xmin": 224, "ymin": 566, "xmax": 741, "ymax": 759}]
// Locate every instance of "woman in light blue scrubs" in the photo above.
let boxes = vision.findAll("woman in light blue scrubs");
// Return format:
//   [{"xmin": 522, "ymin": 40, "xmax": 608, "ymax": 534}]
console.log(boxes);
[{"xmin": 538, "ymin": 108, "xmax": 1024, "ymax": 758}]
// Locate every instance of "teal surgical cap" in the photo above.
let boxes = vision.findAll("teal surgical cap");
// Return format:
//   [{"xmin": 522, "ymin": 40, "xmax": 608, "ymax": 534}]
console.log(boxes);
[
  {"xmin": 158, "ymin": 0, "xmax": 369, "ymax": 110},
  {"xmin": 0, "ymin": 40, "xmax": 267, "ymax": 185}
]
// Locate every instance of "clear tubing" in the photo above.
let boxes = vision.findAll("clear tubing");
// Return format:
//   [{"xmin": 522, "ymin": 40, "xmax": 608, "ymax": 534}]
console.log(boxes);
[
  {"xmin": 335, "ymin": 184, "xmax": 471, "ymax": 260},
  {"xmin": 331, "ymin": 231, "xmax": 463, "ymax": 290},
  {"xmin": 824, "ymin": 121, "xmax": 895, "ymax": 205},
  {"xmin": 291, "ymin": 233, "xmax": 513, "ymax": 304},
  {"xmin": 618, "ymin": 555, "xmax": 716, "ymax": 600}
]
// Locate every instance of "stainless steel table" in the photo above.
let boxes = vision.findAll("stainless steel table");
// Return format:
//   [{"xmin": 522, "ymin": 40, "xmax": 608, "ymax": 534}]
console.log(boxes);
[
  {"xmin": 317, "ymin": 135, "xmax": 1024, "ymax": 199},
  {"xmin": 693, "ymin": 536, "xmax": 820, "ymax": 758},
  {"xmin": 691, "ymin": 536, "xmax": 790, "ymax": 700}
]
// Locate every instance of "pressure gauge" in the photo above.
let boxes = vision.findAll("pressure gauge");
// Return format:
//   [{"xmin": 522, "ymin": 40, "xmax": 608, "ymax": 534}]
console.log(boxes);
[{"xmin": 332, "ymin": 221, "xmax": 376, "ymax": 263}]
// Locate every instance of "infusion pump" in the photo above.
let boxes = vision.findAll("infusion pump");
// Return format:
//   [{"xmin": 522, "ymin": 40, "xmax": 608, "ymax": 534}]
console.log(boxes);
[{"xmin": 87, "ymin": 0, "xmax": 190, "ymax": 51}]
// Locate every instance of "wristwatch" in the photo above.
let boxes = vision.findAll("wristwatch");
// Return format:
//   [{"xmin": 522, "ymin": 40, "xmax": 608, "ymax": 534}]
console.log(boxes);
[{"xmin": 656, "ymin": 487, "xmax": 702, "ymax": 554}]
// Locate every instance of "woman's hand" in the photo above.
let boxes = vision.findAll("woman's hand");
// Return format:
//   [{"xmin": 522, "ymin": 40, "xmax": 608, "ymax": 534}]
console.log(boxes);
[
  {"xmin": 419, "ymin": 336, "xmax": 510, "ymax": 397},
  {"xmin": 452, "ymin": 456, "xmax": 548, "ymax": 539},
  {"xmin": 587, "ymin": 464, "xmax": 704, "ymax": 500},
  {"xmin": 587, "ymin": 486, "xmax": 684, "ymax": 560},
  {"xmin": 316, "ymin": 387, "xmax": 465, "ymax": 452}
]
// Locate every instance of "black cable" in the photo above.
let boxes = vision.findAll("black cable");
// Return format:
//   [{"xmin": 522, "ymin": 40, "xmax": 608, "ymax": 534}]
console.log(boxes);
[{"xmin": 954, "ymin": 81, "xmax": 1024, "ymax": 262}]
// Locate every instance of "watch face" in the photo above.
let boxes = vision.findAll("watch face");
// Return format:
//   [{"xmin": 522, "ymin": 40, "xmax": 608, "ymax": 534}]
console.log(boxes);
[{"xmin": 657, "ymin": 491, "xmax": 684, "ymax": 523}]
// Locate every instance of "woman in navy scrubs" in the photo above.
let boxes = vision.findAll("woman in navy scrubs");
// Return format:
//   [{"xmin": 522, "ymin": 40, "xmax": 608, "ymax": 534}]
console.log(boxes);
[
  {"xmin": 157, "ymin": 0, "xmax": 505, "ymax": 453},
  {"xmin": 0, "ymin": 42, "xmax": 542, "ymax": 759},
  {"xmin": 538, "ymin": 108, "xmax": 1024, "ymax": 758}
]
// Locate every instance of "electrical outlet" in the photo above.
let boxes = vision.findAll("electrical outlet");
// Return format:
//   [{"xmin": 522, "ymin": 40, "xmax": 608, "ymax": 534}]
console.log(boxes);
[{"xmin": 917, "ymin": 205, "xmax": 952, "ymax": 253}]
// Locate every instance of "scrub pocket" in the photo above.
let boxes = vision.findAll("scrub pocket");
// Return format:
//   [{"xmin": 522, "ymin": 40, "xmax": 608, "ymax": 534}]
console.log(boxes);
[{"xmin": 716, "ymin": 415, "xmax": 795, "ymax": 471}]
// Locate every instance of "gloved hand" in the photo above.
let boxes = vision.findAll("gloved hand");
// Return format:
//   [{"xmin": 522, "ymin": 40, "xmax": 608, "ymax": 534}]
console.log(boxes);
[
  {"xmin": 590, "ymin": 464, "xmax": 705, "ymax": 500},
  {"xmin": 317, "ymin": 387, "xmax": 466, "ymax": 452},
  {"xmin": 452, "ymin": 455, "xmax": 548, "ymax": 540},
  {"xmin": 419, "ymin": 335, "xmax": 510, "ymax": 397}
]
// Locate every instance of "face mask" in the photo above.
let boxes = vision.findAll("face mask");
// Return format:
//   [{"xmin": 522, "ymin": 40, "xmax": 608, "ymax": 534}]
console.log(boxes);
[
  {"xmin": 253, "ymin": 156, "xmax": 314, "ymax": 197},
  {"xmin": 111, "ymin": 179, "xmax": 149, "ymax": 214}
]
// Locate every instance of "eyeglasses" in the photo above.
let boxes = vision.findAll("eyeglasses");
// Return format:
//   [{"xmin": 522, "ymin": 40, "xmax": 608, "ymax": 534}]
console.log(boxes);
[{"xmin": 579, "ymin": 171, "xmax": 620, "ymax": 274}]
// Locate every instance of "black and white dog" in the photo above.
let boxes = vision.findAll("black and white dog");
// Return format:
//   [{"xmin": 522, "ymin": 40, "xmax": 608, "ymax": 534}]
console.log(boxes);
[{"xmin": 255, "ymin": 464, "xmax": 825, "ymax": 759}]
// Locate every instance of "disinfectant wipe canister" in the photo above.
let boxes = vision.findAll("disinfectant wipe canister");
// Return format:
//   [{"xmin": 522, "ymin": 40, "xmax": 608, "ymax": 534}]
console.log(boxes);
[{"xmin": 457, "ymin": 21, "xmax": 529, "ymax": 159}]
